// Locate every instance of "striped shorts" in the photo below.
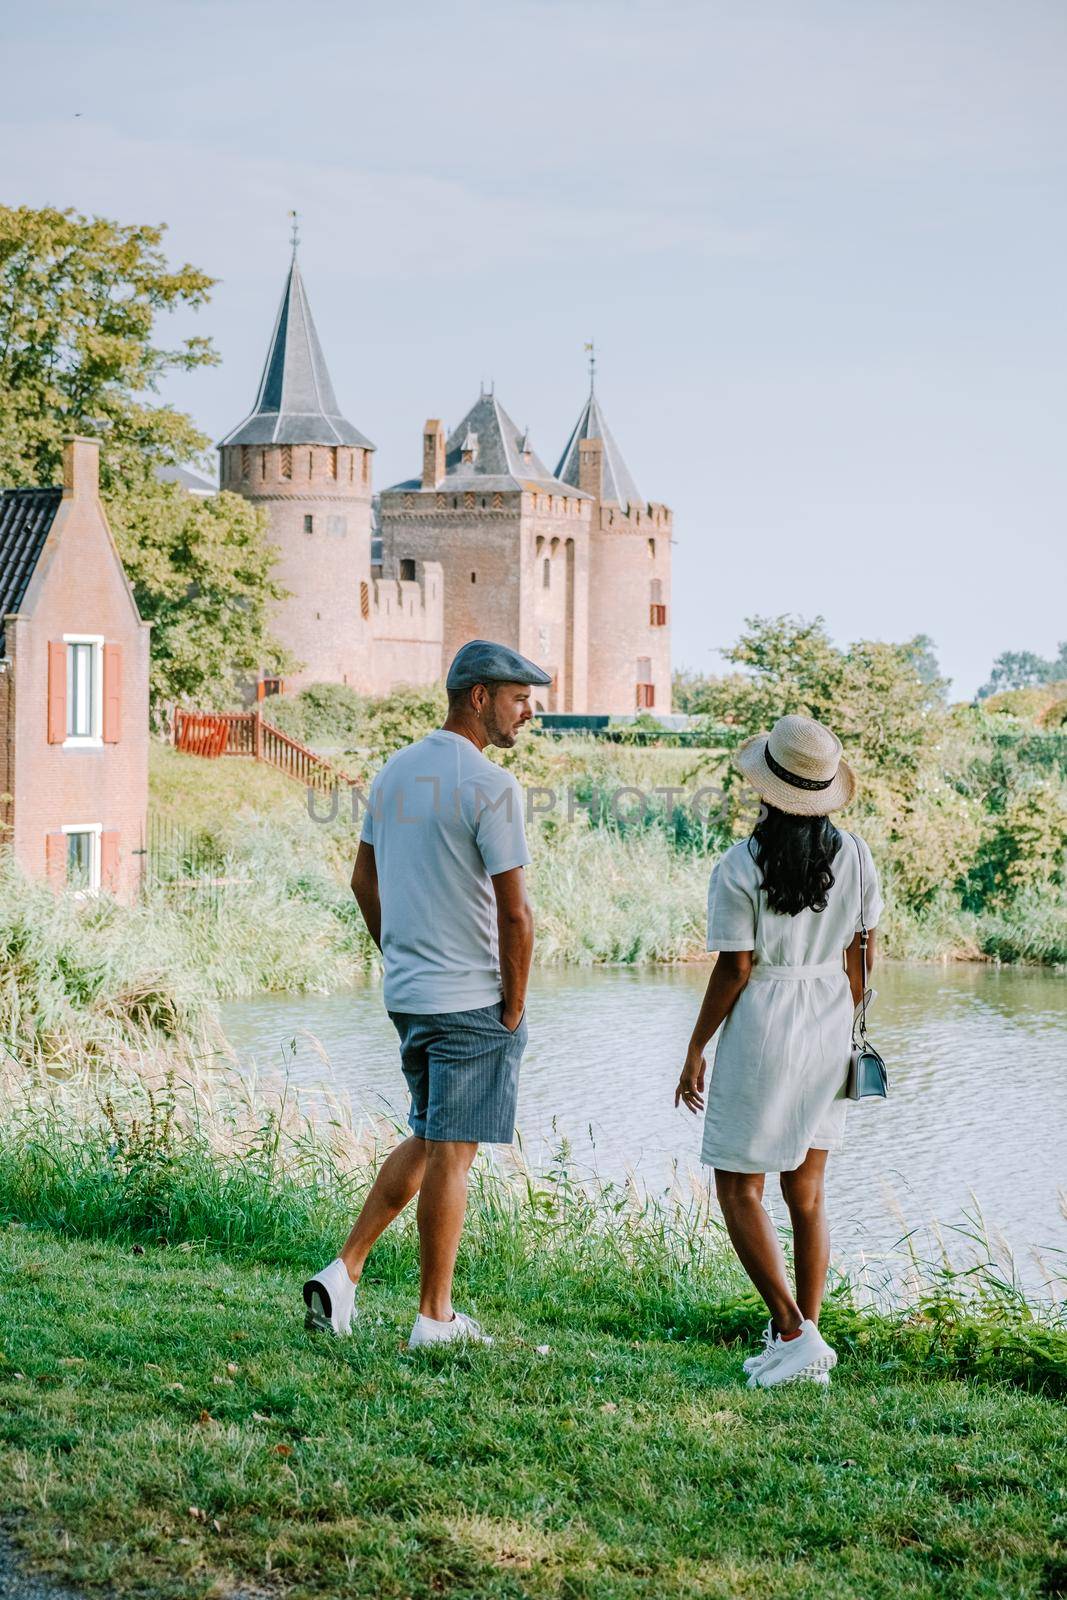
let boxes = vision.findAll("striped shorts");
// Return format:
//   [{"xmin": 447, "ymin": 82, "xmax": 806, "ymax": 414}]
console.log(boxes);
[{"xmin": 388, "ymin": 1002, "xmax": 528, "ymax": 1145}]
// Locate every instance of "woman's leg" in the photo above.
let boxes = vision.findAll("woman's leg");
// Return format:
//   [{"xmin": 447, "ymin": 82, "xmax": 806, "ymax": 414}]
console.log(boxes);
[
  {"xmin": 714, "ymin": 1169, "xmax": 803, "ymax": 1333},
  {"xmin": 779, "ymin": 1148, "xmax": 830, "ymax": 1325}
]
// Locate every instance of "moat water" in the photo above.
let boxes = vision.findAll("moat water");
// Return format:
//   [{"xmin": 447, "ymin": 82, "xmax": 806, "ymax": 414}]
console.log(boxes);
[{"xmin": 221, "ymin": 962, "xmax": 1066, "ymax": 1293}]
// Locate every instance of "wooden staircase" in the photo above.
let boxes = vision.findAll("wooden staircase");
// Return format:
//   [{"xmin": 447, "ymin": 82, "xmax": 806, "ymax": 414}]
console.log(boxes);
[{"xmin": 173, "ymin": 707, "xmax": 356, "ymax": 790}]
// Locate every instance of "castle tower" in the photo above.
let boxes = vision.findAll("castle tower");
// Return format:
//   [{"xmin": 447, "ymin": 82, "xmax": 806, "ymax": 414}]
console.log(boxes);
[
  {"xmin": 555, "ymin": 373, "xmax": 672, "ymax": 714},
  {"xmin": 379, "ymin": 389, "xmax": 592, "ymax": 712},
  {"xmin": 218, "ymin": 246, "xmax": 377, "ymax": 693}
]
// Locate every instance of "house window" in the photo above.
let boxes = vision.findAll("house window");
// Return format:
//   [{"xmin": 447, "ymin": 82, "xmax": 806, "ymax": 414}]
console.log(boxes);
[
  {"xmin": 304, "ymin": 515, "xmax": 314, "ymax": 535},
  {"xmin": 258, "ymin": 677, "xmax": 283, "ymax": 698},
  {"xmin": 64, "ymin": 636, "xmax": 103, "ymax": 744},
  {"xmin": 542, "ymin": 558, "xmax": 550, "ymax": 589},
  {"xmin": 63, "ymin": 823, "xmax": 101, "ymax": 893},
  {"xmin": 399, "ymin": 558, "xmax": 416, "ymax": 581}
]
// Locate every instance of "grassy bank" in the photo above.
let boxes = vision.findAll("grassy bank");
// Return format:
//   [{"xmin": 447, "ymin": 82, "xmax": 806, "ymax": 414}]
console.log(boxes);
[{"xmin": 0, "ymin": 1063, "xmax": 1064, "ymax": 1599}]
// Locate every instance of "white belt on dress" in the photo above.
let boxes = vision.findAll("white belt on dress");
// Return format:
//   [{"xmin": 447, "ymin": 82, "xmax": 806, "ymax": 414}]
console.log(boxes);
[{"xmin": 747, "ymin": 961, "xmax": 845, "ymax": 982}]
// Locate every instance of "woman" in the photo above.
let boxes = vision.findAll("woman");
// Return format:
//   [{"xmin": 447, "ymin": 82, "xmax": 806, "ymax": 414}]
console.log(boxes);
[{"xmin": 676, "ymin": 714, "xmax": 882, "ymax": 1388}]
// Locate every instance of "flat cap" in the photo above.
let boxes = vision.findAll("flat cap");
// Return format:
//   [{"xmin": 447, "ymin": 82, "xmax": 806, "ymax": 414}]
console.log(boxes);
[{"xmin": 446, "ymin": 638, "xmax": 553, "ymax": 691}]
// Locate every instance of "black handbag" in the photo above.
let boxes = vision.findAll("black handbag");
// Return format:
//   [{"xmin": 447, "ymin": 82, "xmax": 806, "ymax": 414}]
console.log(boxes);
[{"xmin": 845, "ymin": 833, "xmax": 888, "ymax": 1101}]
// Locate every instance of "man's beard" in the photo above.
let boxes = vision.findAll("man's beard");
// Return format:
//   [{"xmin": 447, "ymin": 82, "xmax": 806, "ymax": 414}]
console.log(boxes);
[{"xmin": 482, "ymin": 700, "xmax": 516, "ymax": 749}]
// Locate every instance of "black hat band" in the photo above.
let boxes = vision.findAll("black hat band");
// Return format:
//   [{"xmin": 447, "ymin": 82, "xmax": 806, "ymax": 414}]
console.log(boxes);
[{"xmin": 765, "ymin": 746, "xmax": 836, "ymax": 792}]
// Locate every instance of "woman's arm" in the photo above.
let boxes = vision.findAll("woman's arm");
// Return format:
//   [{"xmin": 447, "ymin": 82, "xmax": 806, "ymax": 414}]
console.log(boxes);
[
  {"xmin": 675, "ymin": 951, "xmax": 753, "ymax": 1113},
  {"xmin": 844, "ymin": 929, "xmax": 876, "ymax": 1007}
]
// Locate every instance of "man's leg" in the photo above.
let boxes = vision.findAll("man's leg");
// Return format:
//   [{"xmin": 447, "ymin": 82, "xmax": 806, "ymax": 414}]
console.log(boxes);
[
  {"xmin": 779, "ymin": 1148, "xmax": 831, "ymax": 1325},
  {"xmin": 338, "ymin": 1135, "xmax": 428, "ymax": 1284},
  {"xmin": 416, "ymin": 1139, "xmax": 478, "ymax": 1321},
  {"xmin": 715, "ymin": 1168, "xmax": 804, "ymax": 1332}
]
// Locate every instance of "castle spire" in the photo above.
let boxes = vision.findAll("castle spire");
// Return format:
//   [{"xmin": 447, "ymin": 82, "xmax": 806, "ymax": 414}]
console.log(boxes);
[
  {"xmin": 554, "ymin": 371, "xmax": 640, "ymax": 510},
  {"xmin": 218, "ymin": 247, "xmax": 373, "ymax": 450}
]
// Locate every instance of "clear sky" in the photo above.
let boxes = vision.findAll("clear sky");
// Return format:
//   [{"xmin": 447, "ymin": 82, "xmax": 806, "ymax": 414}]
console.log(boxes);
[{"xmin": 3, "ymin": 0, "xmax": 1065, "ymax": 698}]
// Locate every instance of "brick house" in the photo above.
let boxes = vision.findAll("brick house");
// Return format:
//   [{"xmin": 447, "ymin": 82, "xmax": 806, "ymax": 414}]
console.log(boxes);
[{"xmin": 0, "ymin": 438, "xmax": 149, "ymax": 901}]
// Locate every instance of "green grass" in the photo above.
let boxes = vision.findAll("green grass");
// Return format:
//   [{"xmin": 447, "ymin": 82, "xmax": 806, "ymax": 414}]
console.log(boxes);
[
  {"xmin": 2, "ymin": 1231, "xmax": 1065, "ymax": 1600},
  {"xmin": 0, "ymin": 1061, "xmax": 1064, "ymax": 1598}
]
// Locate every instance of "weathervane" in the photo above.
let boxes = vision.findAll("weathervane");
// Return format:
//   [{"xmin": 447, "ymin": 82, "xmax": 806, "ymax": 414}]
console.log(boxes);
[
  {"xmin": 584, "ymin": 339, "xmax": 596, "ymax": 392},
  {"xmin": 288, "ymin": 209, "xmax": 300, "ymax": 253}
]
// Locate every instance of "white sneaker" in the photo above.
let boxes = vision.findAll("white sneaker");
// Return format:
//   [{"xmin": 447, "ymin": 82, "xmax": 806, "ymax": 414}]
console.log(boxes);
[
  {"xmin": 742, "ymin": 1322, "xmax": 775, "ymax": 1375},
  {"xmin": 748, "ymin": 1319, "xmax": 837, "ymax": 1388},
  {"xmin": 408, "ymin": 1311, "xmax": 493, "ymax": 1349},
  {"xmin": 302, "ymin": 1258, "xmax": 357, "ymax": 1336}
]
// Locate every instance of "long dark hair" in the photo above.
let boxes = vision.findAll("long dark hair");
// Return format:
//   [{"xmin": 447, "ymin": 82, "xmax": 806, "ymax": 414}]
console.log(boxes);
[{"xmin": 749, "ymin": 804, "xmax": 842, "ymax": 916}]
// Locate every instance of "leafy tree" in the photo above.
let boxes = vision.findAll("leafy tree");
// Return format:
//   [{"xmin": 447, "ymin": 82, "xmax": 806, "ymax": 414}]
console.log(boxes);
[
  {"xmin": 0, "ymin": 205, "xmax": 290, "ymax": 712},
  {"xmin": 978, "ymin": 645, "xmax": 1067, "ymax": 699},
  {"xmin": 0, "ymin": 205, "xmax": 216, "ymax": 489},
  {"xmin": 108, "ymin": 488, "xmax": 291, "ymax": 720}
]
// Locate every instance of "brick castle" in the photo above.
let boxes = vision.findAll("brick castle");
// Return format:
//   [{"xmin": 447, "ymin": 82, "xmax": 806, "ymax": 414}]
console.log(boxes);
[{"xmin": 220, "ymin": 249, "xmax": 672, "ymax": 714}]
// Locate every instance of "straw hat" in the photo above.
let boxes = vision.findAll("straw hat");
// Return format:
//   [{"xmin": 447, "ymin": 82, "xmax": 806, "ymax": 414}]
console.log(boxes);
[{"xmin": 734, "ymin": 714, "xmax": 856, "ymax": 816}]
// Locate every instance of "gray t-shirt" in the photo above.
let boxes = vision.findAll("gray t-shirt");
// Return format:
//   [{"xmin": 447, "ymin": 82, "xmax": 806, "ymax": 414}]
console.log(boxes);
[{"xmin": 360, "ymin": 730, "xmax": 530, "ymax": 1014}]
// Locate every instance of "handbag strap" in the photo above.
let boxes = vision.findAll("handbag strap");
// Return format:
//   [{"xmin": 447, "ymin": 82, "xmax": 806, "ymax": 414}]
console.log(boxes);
[{"xmin": 848, "ymin": 832, "xmax": 870, "ymax": 1042}]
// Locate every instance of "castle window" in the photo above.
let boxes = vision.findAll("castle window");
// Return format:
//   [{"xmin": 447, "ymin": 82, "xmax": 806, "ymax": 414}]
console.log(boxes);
[
  {"xmin": 542, "ymin": 558, "xmax": 550, "ymax": 589},
  {"xmin": 362, "ymin": 450, "xmax": 370, "ymax": 484},
  {"xmin": 436, "ymin": 494, "xmax": 446, "ymax": 509},
  {"xmin": 260, "ymin": 450, "xmax": 267, "ymax": 478},
  {"xmin": 452, "ymin": 497, "xmax": 458, "ymax": 509},
  {"xmin": 651, "ymin": 579, "xmax": 663, "ymax": 605},
  {"xmin": 350, "ymin": 453, "xmax": 355, "ymax": 482},
  {"xmin": 360, "ymin": 580, "xmax": 370, "ymax": 620},
  {"xmin": 480, "ymin": 498, "xmax": 486, "ymax": 509},
  {"xmin": 403, "ymin": 493, "xmax": 414, "ymax": 510},
  {"xmin": 304, "ymin": 515, "xmax": 314, "ymax": 535},
  {"xmin": 240, "ymin": 446, "xmax": 251, "ymax": 479},
  {"xmin": 648, "ymin": 538, "xmax": 656, "ymax": 559},
  {"xmin": 329, "ymin": 447, "xmax": 338, "ymax": 479},
  {"xmin": 400, "ymin": 558, "xmax": 416, "ymax": 581},
  {"xmin": 281, "ymin": 446, "xmax": 292, "ymax": 480},
  {"xmin": 636, "ymin": 657, "xmax": 654, "ymax": 709},
  {"xmin": 535, "ymin": 535, "xmax": 545, "ymax": 557},
  {"xmin": 470, "ymin": 571, "xmax": 477, "ymax": 584},
  {"xmin": 464, "ymin": 492, "xmax": 476, "ymax": 510},
  {"xmin": 492, "ymin": 493, "xmax": 503, "ymax": 509},
  {"xmin": 308, "ymin": 451, "xmax": 314, "ymax": 478}
]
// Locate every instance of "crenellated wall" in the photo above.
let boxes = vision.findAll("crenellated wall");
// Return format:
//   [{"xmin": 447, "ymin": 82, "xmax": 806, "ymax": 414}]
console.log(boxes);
[
  {"xmin": 365, "ymin": 559, "xmax": 444, "ymax": 692},
  {"xmin": 222, "ymin": 440, "xmax": 443, "ymax": 696}
]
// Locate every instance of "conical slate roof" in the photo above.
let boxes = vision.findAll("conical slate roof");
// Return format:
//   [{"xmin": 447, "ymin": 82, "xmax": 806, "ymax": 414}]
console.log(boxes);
[
  {"xmin": 555, "ymin": 390, "xmax": 640, "ymax": 510},
  {"xmin": 387, "ymin": 390, "xmax": 587, "ymax": 495},
  {"xmin": 219, "ymin": 254, "xmax": 374, "ymax": 450}
]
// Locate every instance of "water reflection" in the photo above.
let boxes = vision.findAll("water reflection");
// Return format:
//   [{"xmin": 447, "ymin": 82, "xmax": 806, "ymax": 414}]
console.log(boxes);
[{"xmin": 220, "ymin": 962, "xmax": 1066, "ymax": 1288}]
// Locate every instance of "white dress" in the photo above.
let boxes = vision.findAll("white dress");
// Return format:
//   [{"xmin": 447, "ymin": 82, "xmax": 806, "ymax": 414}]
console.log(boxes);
[{"xmin": 700, "ymin": 831, "xmax": 883, "ymax": 1175}]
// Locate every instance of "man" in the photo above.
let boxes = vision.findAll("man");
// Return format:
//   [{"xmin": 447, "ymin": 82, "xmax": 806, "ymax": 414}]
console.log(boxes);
[{"xmin": 302, "ymin": 639, "xmax": 551, "ymax": 1348}]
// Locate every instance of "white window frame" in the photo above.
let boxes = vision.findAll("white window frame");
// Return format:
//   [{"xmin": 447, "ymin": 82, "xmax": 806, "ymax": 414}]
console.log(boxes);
[
  {"xmin": 63, "ymin": 634, "xmax": 104, "ymax": 748},
  {"xmin": 61, "ymin": 821, "xmax": 102, "ymax": 895}
]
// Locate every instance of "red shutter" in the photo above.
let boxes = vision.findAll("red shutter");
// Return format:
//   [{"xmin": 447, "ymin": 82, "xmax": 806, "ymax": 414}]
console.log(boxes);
[
  {"xmin": 47, "ymin": 641, "xmax": 66, "ymax": 743},
  {"xmin": 45, "ymin": 831, "xmax": 66, "ymax": 885},
  {"xmin": 103, "ymin": 643, "xmax": 122, "ymax": 743},
  {"xmin": 100, "ymin": 830, "xmax": 120, "ymax": 893}
]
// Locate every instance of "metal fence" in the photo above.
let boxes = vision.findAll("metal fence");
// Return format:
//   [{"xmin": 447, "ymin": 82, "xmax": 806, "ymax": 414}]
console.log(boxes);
[{"xmin": 139, "ymin": 815, "xmax": 243, "ymax": 912}]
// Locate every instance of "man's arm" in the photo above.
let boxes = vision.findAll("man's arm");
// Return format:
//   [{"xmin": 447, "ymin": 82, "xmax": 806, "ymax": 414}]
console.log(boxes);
[
  {"xmin": 351, "ymin": 841, "xmax": 382, "ymax": 951},
  {"xmin": 675, "ymin": 951, "xmax": 753, "ymax": 1112},
  {"xmin": 492, "ymin": 865, "xmax": 534, "ymax": 1031},
  {"xmin": 844, "ymin": 929, "xmax": 876, "ymax": 1008}
]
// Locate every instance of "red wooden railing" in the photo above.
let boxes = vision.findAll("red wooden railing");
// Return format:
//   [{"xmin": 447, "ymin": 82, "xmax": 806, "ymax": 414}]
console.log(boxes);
[{"xmin": 173, "ymin": 707, "xmax": 356, "ymax": 790}]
